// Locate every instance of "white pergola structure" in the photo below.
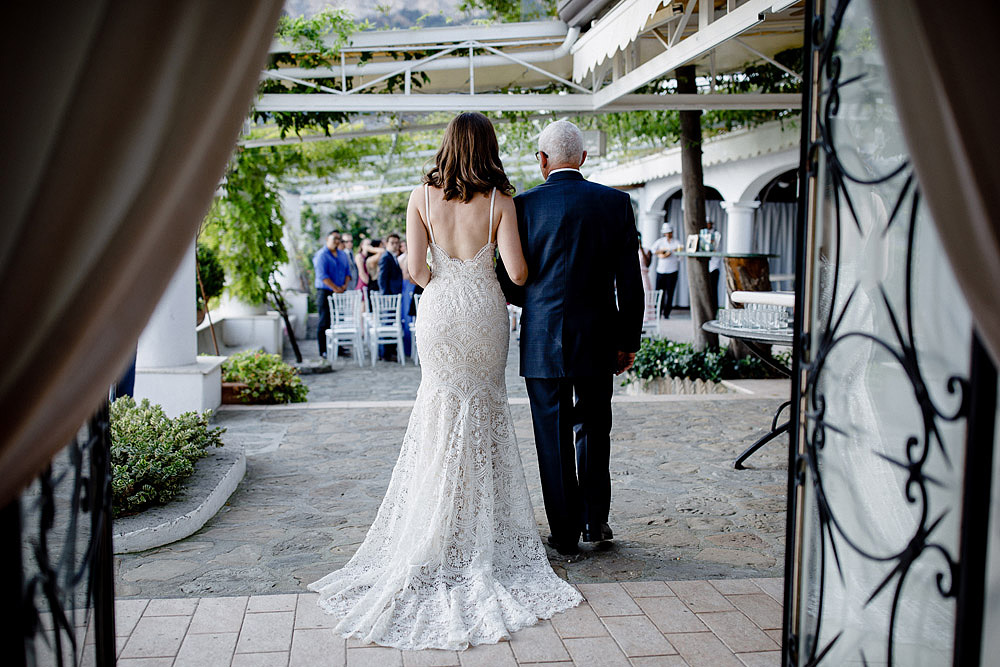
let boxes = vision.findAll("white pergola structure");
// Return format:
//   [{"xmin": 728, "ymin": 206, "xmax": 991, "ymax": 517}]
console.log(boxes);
[{"xmin": 256, "ymin": 0, "xmax": 804, "ymax": 115}]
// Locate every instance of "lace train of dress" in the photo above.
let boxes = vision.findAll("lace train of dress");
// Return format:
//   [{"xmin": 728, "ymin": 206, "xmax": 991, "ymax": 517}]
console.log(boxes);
[{"xmin": 308, "ymin": 212, "xmax": 581, "ymax": 650}]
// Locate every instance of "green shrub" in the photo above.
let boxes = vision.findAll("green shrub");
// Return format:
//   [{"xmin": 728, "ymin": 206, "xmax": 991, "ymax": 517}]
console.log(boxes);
[
  {"xmin": 196, "ymin": 243, "xmax": 225, "ymax": 309},
  {"xmin": 221, "ymin": 350, "xmax": 308, "ymax": 403},
  {"xmin": 110, "ymin": 397, "xmax": 225, "ymax": 518},
  {"xmin": 625, "ymin": 337, "xmax": 785, "ymax": 385}
]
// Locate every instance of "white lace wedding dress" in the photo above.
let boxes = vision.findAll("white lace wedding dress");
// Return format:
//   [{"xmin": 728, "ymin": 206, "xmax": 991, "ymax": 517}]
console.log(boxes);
[{"xmin": 308, "ymin": 186, "xmax": 582, "ymax": 651}]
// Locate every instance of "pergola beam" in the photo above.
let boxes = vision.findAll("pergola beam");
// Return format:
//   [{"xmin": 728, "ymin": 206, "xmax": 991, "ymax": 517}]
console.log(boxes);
[
  {"xmin": 254, "ymin": 92, "xmax": 800, "ymax": 113},
  {"xmin": 268, "ymin": 20, "xmax": 568, "ymax": 53}
]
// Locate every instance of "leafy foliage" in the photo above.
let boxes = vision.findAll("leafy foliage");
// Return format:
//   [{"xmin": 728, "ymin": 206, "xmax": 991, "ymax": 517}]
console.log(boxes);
[
  {"xmin": 201, "ymin": 149, "xmax": 287, "ymax": 306},
  {"xmin": 110, "ymin": 397, "xmax": 225, "ymax": 518},
  {"xmin": 196, "ymin": 243, "xmax": 225, "ymax": 308},
  {"xmin": 458, "ymin": 0, "xmax": 556, "ymax": 22},
  {"xmin": 625, "ymin": 337, "xmax": 786, "ymax": 385},
  {"xmin": 221, "ymin": 350, "xmax": 309, "ymax": 404},
  {"xmin": 274, "ymin": 9, "xmax": 356, "ymax": 59}
]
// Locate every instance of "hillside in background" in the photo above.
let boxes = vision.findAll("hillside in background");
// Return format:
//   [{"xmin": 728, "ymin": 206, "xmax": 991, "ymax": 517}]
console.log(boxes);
[{"xmin": 282, "ymin": 0, "xmax": 469, "ymax": 28}]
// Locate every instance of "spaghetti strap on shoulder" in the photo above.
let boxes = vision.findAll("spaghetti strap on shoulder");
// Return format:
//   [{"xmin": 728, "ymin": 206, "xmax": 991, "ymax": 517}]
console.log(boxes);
[
  {"xmin": 423, "ymin": 184, "xmax": 436, "ymax": 244},
  {"xmin": 488, "ymin": 187, "xmax": 497, "ymax": 244}
]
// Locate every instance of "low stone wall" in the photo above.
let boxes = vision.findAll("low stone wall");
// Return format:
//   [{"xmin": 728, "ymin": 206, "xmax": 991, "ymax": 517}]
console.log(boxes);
[
  {"xmin": 622, "ymin": 375, "xmax": 732, "ymax": 396},
  {"xmin": 113, "ymin": 434, "xmax": 245, "ymax": 554}
]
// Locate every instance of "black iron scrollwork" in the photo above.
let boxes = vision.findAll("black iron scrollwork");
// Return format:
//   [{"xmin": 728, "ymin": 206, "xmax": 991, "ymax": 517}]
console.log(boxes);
[
  {"xmin": 14, "ymin": 402, "xmax": 116, "ymax": 667},
  {"xmin": 787, "ymin": 0, "xmax": 977, "ymax": 665}
]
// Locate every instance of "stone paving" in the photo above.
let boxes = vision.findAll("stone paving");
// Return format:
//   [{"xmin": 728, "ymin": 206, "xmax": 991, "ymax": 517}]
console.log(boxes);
[
  {"xmin": 116, "ymin": 330, "xmax": 790, "ymax": 596},
  {"xmin": 103, "ymin": 580, "xmax": 783, "ymax": 666},
  {"xmin": 111, "ymin": 317, "xmax": 792, "ymax": 664}
]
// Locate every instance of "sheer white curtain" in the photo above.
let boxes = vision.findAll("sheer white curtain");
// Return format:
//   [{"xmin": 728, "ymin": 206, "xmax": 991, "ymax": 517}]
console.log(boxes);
[
  {"xmin": 870, "ymin": 3, "xmax": 1000, "ymax": 364},
  {"xmin": 0, "ymin": 2, "xmax": 284, "ymax": 506}
]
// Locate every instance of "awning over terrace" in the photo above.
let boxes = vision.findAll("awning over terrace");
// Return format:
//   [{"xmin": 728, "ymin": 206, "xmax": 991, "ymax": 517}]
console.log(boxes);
[{"xmin": 571, "ymin": 0, "xmax": 804, "ymax": 107}]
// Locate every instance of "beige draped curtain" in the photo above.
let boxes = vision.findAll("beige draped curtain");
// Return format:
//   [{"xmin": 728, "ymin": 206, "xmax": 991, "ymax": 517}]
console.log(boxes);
[
  {"xmin": 870, "ymin": 3, "xmax": 1000, "ymax": 364},
  {"xmin": 0, "ymin": 2, "xmax": 284, "ymax": 507}
]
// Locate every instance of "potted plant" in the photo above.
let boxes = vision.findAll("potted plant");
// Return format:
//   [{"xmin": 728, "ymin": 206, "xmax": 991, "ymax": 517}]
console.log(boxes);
[{"xmin": 221, "ymin": 349, "xmax": 308, "ymax": 404}]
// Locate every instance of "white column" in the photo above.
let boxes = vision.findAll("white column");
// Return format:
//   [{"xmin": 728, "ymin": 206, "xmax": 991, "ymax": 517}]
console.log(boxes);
[
  {"xmin": 135, "ymin": 239, "xmax": 224, "ymax": 417},
  {"xmin": 639, "ymin": 209, "xmax": 662, "ymax": 250},
  {"xmin": 137, "ymin": 240, "xmax": 197, "ymax": 368},
  {"xmin": 276, "ymin": 191, "xmax": 307, "ymax": 340},
  {"xmin": 721, "ymin": 201, "xmax": 760, "ymax": 254},
  {"xmin": 276, "ymin": 190, "xmax": 303, "ymax": 293}
]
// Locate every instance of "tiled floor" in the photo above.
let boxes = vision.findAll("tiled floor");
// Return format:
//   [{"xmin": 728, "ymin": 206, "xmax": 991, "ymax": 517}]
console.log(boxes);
[{"xmin": 105, "ymin": 578, "xmax": 784, "ymax": 666}]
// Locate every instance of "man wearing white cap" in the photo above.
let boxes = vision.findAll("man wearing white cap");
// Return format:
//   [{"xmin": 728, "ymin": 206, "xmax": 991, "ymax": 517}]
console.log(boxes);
[{"xmin": 648, "ymin": 222, "xmax": 683, "ymax": 318}]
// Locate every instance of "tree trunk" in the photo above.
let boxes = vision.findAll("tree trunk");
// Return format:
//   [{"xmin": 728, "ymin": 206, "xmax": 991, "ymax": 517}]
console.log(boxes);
[{"xmin": 677, "ymin": 65, "xmax": 718, "ymax": 351}]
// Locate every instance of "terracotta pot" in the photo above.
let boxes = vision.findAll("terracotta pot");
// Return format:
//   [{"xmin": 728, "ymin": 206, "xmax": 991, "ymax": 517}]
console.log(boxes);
[
  {"xmin": 197, "ymin": 307, "xmax": 206, "ymax": 325},
  {"xmin": 221, "ymin": 381, "xmax": 252, "ymax": 404}
]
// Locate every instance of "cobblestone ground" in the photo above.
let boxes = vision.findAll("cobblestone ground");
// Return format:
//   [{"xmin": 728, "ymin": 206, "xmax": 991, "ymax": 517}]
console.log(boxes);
[{"xmin": 115, "ymin": 331, "xmax": 789, "ymax": 598}]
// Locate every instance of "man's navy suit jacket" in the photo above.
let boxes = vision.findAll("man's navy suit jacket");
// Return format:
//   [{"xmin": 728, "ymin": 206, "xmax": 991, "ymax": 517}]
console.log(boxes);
[
  {"xmin": 378, "ymin": 251, "xmax": 403, "ymax": 295},
  {"xmin": 497, "ymin": 170, "xmax": 644, "ymax": 378}
]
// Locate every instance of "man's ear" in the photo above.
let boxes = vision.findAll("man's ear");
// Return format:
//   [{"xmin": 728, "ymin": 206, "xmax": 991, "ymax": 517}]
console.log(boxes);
[{"xmin": 580, "ymin": 150, "xmax": 588, "ymax": 167}]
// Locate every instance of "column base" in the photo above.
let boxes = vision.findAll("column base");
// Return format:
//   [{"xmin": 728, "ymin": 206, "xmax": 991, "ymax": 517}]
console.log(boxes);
[{"xmin": 134, "ymin": 356, "xmax": 225, "ymax": 417}]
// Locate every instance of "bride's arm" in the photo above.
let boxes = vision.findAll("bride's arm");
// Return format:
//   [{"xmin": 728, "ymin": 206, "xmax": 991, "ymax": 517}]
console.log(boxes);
[
  {"xmin": 496, "ymin": 196, "xmax": 527, "ymax": 286},
  {"xmin": 406, "ymin": 187, "xmax": 432, "ymax": 288}
]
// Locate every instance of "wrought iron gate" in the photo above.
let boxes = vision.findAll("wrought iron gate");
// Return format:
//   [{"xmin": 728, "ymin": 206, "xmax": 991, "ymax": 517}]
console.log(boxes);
[
  {"xmin": 784, "ymin": 0, "xmax": 996, "ymax": 665},
  {"xmin": 2, "ymin": 403, "xmax": 117, "ymax": 666}
]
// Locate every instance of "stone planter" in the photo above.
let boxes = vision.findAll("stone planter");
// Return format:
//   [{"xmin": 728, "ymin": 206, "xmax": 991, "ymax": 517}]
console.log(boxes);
[
  {"xmin": 219, "ymin": 293, "xmax": 267, "ymax": 317},
  {"xmin": 623, "ymin": 375, "xmax": 731, "ymax": 396}
]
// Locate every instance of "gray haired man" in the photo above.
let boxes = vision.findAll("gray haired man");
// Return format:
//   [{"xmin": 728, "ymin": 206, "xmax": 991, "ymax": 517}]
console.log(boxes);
[{"xmin": 497, "ymin": 120, "xmax": 645, "ymax": 555}]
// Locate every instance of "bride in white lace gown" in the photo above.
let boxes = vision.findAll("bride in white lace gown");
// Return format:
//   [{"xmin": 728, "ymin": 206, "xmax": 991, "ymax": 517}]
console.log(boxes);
[{"xmin": 308, "ymin": 113, "xmax": 582, "ymax": 651}]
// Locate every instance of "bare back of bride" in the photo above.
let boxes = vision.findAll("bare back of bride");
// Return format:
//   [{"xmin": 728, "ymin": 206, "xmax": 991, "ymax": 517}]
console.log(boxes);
[{"xmin": 308, "ymin": 113, "xmax": 582, "ymax": 651}]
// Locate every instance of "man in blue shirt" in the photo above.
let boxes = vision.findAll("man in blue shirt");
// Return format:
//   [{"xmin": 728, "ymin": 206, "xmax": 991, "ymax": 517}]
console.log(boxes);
[{"xmin": 313, "ymin": 231, "xmax": 351, "ymax": 358}]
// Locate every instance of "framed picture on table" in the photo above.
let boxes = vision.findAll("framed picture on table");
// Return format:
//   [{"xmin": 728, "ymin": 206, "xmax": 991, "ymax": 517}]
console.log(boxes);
[{"xmin": 685, "ymin": 234, "xmax": 700, "ymax": 253}]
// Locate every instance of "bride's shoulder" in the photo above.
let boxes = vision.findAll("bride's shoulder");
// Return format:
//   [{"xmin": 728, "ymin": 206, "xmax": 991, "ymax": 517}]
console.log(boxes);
[{"xmin": 408, "ymin": 183, "xmax": 430, "ymax": 204}]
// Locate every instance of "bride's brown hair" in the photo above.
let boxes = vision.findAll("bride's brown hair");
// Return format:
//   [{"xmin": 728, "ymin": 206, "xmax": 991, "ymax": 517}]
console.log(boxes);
[{"xmin": 423, "ymin": 112, "xmax": 514, "ymax": 202}]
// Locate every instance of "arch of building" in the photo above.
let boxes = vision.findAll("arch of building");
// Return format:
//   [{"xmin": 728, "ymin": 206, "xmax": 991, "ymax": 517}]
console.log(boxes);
[{"xmin": 633, "ymin": 148, "xmax": 799, "ymax": 249}]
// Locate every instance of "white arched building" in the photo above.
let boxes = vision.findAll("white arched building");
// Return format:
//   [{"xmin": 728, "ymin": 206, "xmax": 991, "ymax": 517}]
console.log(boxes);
[{"xmin": 589, "ymin": 119, "xmax": 800, "ymax": 307}]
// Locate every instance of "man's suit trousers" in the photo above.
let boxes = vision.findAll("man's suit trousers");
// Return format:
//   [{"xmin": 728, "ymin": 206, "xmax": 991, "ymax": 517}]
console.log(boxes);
[{"xmin": 525, "ymin": 375, "xmax": 613, "ymax": 544}]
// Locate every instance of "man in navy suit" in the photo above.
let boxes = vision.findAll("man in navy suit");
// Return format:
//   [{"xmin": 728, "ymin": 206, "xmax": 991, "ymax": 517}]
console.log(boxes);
[
  {"xmin": 497, "ymin": 120, "xmax": 644, "ymax": 556},
  {"xmin": 378, "ymin": 233, "xmax": 403, "ymax": 296},
  {"xmin": 377, "ymin": 233, "xmax": 404, "ymax": 361}
]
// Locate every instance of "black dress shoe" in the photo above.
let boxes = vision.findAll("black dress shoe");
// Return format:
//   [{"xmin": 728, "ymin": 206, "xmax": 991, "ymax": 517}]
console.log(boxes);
[
  {"xmin": 546, "ymin": 534, "xmax": 580, "ymax": 556},
  {"xmin": 582, "ymin": 522, "xmax": 613, "ymax": 543}
]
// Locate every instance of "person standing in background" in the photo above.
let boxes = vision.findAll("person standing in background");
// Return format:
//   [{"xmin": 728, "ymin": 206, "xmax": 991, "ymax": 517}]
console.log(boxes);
[
  {"xmin": 342, "ymin": 232, "xmax": 358, "ymax": 291},
  {"xmin": 355, "ymin": 238, "xmax": 372, "ymax": 293},
  {"xmin": 377, "ymin": 234, "xmax": 403, "ymax": 361},
  {"xmin": 378, "ymin": 233, "xmax": 403, "ymax": 296},
  {"xmin": 398, "ymin": 239, "xmax": 416, "ymax": 358},
  {"xmin": 638, "ymin": 245, "xmax": 652, "ymax": 293},
  {"xmin": 366, "ymin": 240, "xmax": 384, "ymax": 294},
  {"xmin": 313, "ymin": 231, "xmax": 350, "ymax": 358},
  {"xmin": 648, "ymin": 223, "xmax": 682, "ymax": 318},
  {"xmin": 704, "ymin": 220, "xmax": 722, "ymax": 312}
]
